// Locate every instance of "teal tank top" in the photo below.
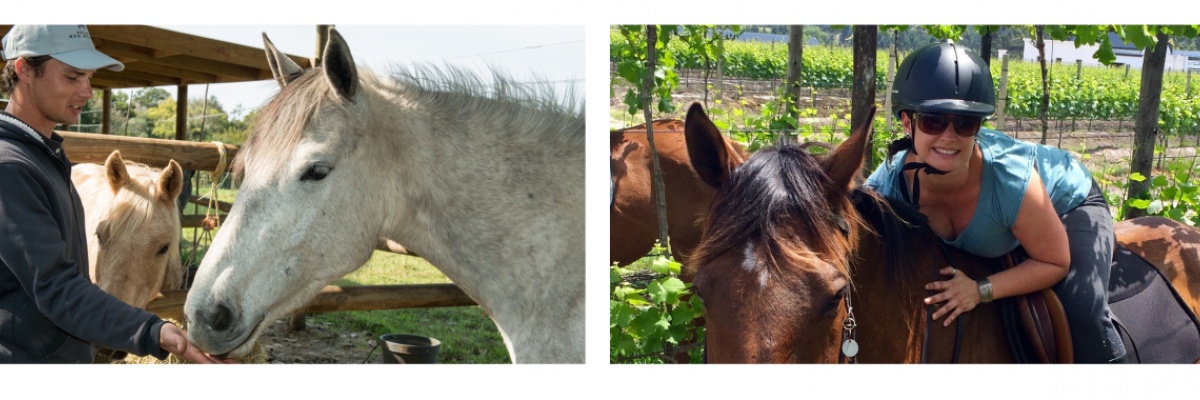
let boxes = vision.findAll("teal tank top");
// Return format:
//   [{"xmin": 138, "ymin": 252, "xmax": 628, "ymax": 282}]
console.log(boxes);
[{"xmin": 864, "ymin": 128, "xmax": 1093, "ymax": 258}]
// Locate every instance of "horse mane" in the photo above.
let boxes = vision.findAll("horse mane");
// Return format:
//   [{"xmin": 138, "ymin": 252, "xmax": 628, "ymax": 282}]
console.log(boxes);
[
  {"xmin": 233, "ymin": 71, "xmax": 326, "ymax": 180},
  {"xmin": 690, "ymin": 135, "xmax": 944, "ymax": 291},
  {"xmin": 849, "ymin": 186, "xmax": 938, "ymax": 286},
  {"xmin": 691, "ymin": 143, "xmax": 862, "ymax": 280},
  {"xmin": 233, "ymin": 63, "xmax": 583, "ymax": 180}
]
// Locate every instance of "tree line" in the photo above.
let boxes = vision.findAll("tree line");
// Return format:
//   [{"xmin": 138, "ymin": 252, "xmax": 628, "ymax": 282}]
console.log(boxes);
[
  {"xmin": 743, "ymin": 25, "xmax": 1200, "ymax": 58},
  {"xmin": 76, "ymin": 88, "xmax": 256, "ymax": 146}
]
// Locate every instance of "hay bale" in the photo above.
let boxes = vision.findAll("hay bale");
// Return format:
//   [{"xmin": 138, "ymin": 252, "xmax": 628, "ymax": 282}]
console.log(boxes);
[{"xmin": 97, "ymin": 319, "xmax": 267, "ymax": 364}]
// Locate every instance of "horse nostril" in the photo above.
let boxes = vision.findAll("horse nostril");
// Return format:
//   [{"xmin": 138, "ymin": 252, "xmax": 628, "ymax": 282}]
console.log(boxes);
[{"xmin": 208, "ymin": 303, "xmax": 234, "ymax": 332}]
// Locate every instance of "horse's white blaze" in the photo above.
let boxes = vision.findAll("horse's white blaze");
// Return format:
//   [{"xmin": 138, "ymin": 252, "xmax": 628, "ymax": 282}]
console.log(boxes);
[
  {"xmin": 741, "ymin": 242, "xmax": 771, "ymax": 288},
  {"xmin": 184, "ymin": 29, "xmax": 584, "ymax": 363}
]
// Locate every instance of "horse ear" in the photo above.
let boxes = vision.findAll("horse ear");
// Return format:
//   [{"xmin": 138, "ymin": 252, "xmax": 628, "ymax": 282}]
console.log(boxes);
[
  {"xmin": 821, "ymin": 106, "xmax": 876, "ymax": 192},
  {"xmin": 104, "ymin": 150, "xmax": 130, "ymax": 194},
  {"xmin": 322, "ymin": 28, "xmax": 358, "ymax": 102},
  {"xmin": 157, "ymin": 160, "xmax": 184, "ymax": 205},
  {"xmin": 262, "ymin": 33, "xmax": 303, "ymax": 87},
  {"xmin": 684, "ymin": 102, "xmax": 734, "ymax": 189}
]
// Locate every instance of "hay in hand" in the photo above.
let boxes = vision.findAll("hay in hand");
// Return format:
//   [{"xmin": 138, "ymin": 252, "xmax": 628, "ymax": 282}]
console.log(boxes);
[{"xmin": 95, "ymin": 319, "xmax": 267, "ymax": 364}]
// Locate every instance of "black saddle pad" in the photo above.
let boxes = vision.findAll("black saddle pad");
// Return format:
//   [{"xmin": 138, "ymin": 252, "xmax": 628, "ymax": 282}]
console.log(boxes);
[{"xmin": 1107, "ymin": 244, "xmax": 1200, "ymax": 363}]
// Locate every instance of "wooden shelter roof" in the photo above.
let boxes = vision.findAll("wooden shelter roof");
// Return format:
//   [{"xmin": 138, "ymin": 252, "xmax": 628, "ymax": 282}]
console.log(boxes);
[{"xmin": 0, "ymin": 25, "xmax": 312, "ymax": 89}]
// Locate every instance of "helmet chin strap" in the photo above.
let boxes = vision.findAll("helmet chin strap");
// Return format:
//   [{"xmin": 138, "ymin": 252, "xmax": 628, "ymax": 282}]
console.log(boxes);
[{"xmin": 900, "ymin": 119, "xmax": 948, "ymax": 207}]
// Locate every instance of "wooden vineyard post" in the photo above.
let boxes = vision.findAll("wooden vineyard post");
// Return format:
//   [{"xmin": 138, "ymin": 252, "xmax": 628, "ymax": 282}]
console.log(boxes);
[
  {"xmin": 997, "ymin": 50, "xmax": 1010, "ymax": 132},
  {"xmin": 884, "ymin": 40, "xmax": 897, "ymax": 133}
]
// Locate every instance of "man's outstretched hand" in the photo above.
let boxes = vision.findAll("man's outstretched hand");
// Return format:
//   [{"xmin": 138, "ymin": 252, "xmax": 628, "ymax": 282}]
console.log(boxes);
[{"xmin": 159, "ymin": 323, "xmax": 238, "ymax": 364}]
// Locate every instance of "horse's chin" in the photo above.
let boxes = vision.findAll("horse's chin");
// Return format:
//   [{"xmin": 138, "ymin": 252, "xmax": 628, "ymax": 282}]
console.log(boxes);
[{"xmin": 196, "ymin": 314, "xmax": 266, "ymax": 358}]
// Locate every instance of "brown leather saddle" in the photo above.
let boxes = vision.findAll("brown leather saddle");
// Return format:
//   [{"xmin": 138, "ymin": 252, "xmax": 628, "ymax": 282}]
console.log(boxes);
[{"xmin": 1003, "ymin": 252, "xmax": 1073, "ymax": 364}]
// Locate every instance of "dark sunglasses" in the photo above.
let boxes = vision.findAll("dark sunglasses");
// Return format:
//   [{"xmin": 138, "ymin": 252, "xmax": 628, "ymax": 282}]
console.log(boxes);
[{"xmin": 913, "ymin": 112, "xmax": 982, "ymax": 137}]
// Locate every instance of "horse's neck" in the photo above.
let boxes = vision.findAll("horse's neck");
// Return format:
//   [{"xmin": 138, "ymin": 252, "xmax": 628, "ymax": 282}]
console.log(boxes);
[
  {"xmin": 850, "ymin": 215, "xmax": 1012, "ymax": 363},
  {"xmin": 363, "ymin": 87, "xmax": 584, "ymax": 354}
]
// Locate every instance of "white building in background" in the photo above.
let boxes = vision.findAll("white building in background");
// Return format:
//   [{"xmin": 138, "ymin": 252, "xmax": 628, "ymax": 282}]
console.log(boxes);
[{"xmin": 1022, "ymin": 32, "xmax": 1200, "ymax": 73}]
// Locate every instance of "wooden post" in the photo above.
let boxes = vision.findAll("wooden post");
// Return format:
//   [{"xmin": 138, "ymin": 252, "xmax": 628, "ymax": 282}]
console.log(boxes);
[
  {"xmin": 1076, "ymin": 59, "xmax": 1083, "ymax": 80},
  {"xmin": 713, "ymin": 59, "xmax": 724, "ymax": 105},
  {"xmin": 884, "ymin": 39, "xmax": 897, "ymax": 133},
  {"xmin": 101, "ymin": 89, "xmax": 112, "ymax": 134},
  {"xmin": 997, "ymin": 51, "xmax": 1010, "ymax": 131},
  {"xmin": 175, "ymin": 85, "xmax": 188, "ymax": 141}
]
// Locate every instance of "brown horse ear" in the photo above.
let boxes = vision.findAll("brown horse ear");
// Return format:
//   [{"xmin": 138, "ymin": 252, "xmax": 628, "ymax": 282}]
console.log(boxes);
[
  {"xmin": 104, "ymin": 150, "xmax": 130, "ymax": 194},
  {"xmin": 263, "ymin": 33, "xmax": 304, "ymax": 87},
  {"xmin": 821, "ymin": 106, "xmax": 875, "ymax": 192},
  {"xmin": 684, "ymin": 102, "xmax": 734, "ymax": 189},
  {"xmin": 158, "ymin": 160, "xmax": 184, "ymax": 205},
  {"xmin": 322, "ymin": 27, "xmax": 358, "ymax": 103}
]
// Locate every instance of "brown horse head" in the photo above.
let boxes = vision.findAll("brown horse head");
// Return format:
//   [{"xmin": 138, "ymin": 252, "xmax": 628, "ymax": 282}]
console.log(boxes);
[
  {"xmin": 609, "ymin": 102, "xmax": 747, "ymax": 276},
  {"xmin": 691, "ymin": 108, "xmax": 873, "ymax": 363}
]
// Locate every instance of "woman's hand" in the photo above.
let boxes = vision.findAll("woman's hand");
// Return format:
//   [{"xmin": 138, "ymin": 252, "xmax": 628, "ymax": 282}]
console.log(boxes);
[{"xmin": 923, "ymin": 266, "xmax": 981, "ymax": 327}]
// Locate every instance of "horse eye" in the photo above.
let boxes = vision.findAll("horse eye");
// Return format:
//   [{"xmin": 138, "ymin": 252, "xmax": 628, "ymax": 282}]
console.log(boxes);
[
  {"xmin": 95, "ymin": 220, "xmax": 110, "ymax": 247},
  {"xmin": 301, "ymin": 164, "xmax": 332, "ymax": 182},
  {"xmin": 157, "ymin": 244, "xmax": 170, "ymax": 256},
  {"xmin": 822, "ymin": 289, "xmax": 845, "ymax": 316}
]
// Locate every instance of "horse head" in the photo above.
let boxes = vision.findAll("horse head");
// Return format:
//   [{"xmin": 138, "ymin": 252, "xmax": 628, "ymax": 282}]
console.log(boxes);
[
  {"xmin": 76, "ymin": 150, "xmax": 184, "ymax": 309},
  {"xmin": 690, "ymin": 107, "xmax": 873, "ymax": 363},
  {"xmin": 185, "ymin": 28, "xmax": 386, "ymax": 357}
]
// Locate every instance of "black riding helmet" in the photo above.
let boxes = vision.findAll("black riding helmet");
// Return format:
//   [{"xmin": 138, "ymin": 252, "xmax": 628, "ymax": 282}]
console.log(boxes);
[{"xmin": 892, "ymin": 40, "xmax": 996, "ymax": 119}]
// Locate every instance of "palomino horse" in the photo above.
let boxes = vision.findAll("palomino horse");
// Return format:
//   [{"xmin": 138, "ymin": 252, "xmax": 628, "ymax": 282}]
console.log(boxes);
[
  {"xmin": 184, "ymin": 29, "xmax": 584, "ymax": 363},
  {"xmin": 610, "ymin": 103, "xmax": 745, "ymax": 280},
  {"xmin": 690, "ymin": 108, "xmax": 1200, "ymax": 363},
  {"xmin": 72, "ymin": 150, "xmax": 185, "ymax": 309}
]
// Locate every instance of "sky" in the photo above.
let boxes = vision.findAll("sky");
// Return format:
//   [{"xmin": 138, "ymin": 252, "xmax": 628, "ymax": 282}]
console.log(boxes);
[{"xmin": 145, "ymin": 25, "xmax": 584, "ymax": 118}]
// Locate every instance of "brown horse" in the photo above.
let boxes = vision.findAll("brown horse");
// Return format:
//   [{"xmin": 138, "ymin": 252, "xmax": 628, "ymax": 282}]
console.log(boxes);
[
  {"xmin": 610, "ymin": 103, "xmax": 745, "ymax": 280},
  {"xmin": 689, "ymin": 109, "xmax": 1200, "ymax": 363}
]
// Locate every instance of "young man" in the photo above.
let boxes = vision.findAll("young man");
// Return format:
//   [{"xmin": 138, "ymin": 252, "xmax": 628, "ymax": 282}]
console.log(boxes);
[{"xmin": 0, "ymin": 25, "xmax": 227, "ymax": 363}]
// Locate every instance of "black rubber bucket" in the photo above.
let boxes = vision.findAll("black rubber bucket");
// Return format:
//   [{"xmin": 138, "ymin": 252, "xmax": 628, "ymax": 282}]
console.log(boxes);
[{"xmin": 379, "ymin": 334, "xmax": 441, "ymax": 364}]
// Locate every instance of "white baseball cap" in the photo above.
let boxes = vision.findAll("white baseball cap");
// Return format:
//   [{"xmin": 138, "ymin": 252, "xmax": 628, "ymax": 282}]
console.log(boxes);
[{"xmin": 2, "ymin": 25, "xmax": 124, "ymax": 72}]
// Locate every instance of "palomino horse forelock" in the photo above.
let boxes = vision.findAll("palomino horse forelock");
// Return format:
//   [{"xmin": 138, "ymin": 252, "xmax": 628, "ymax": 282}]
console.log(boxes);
[
  {"xmin": 184, "ymin": 28, "xmax": 584, "ymax": 363},
  {"xmin": 72, "ymin": 150, "xmax": 185, "ymax": 309}
]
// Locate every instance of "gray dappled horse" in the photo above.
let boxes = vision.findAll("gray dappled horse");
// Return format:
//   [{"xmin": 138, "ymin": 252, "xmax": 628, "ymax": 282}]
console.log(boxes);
[{"xmin": 184, "ymin": 29, "xmax": 584, "ymax": 363}]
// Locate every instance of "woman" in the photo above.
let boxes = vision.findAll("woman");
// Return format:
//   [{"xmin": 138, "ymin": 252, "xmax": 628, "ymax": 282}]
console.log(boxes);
[{"xmin": 864, "ymin": 41, "xmax": 1126, "ymax": 363}]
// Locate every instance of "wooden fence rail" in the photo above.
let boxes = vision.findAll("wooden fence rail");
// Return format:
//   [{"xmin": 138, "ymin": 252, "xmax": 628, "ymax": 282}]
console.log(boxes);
[
  {"xmin": 146, "ymin": 283, "xmax": 477, "ymax": 321},
  {"xmin": 60, "ymin": 131, "xmax": 239, "ymax": 171}
]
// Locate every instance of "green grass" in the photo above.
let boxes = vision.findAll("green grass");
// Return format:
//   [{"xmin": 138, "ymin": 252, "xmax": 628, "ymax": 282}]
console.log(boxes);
[{"xmin": 321, "ymin": 251, "xmax": 509, "ymax": 364}]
